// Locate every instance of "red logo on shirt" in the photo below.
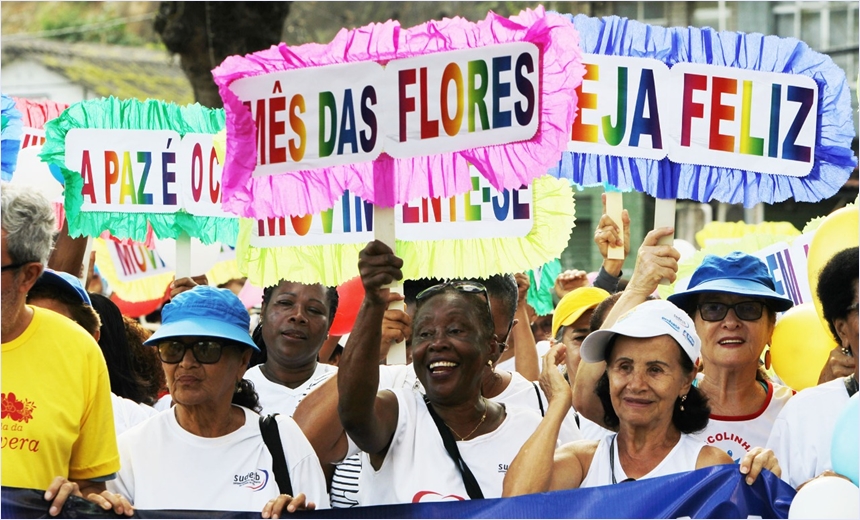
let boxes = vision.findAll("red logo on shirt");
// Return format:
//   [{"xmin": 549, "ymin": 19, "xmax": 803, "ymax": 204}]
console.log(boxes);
[
  {"xmin": 1, "ymin": 393, "xmax": 36, "ymax": 423},
  {"xmin": 412, "ymin": 491, "xmax": 466, "ymax": 503}
]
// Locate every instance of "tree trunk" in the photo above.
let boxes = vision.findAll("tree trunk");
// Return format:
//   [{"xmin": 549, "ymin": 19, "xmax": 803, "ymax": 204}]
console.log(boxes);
[{"xmin": 154, "ymin": 1, "xmax": 291, "ymax": 108}]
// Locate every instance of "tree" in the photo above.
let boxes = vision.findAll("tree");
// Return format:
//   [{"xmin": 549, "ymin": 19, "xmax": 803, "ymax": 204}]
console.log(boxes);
[{"xmin": 154, "ymin": 1, "xmax": 291, "ymax": 108}]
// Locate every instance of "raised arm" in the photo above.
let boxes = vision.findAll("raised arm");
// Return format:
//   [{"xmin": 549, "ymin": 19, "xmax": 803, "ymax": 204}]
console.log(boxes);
[
  {"xmin": 510, "ymin": 272, "xmax": 540, "ymax": 381},
  {"xmin": 571, "ymin": 227, "xmax": 680, "ymax": 427},
  {"xmin": 337, "ymin": 241, "xmax": 403, "ymax": 456},
  {"xmin": 293, "ymin": 375, "xmax": 348, "ymax": 466},
  {"xmin": 593, "ymin": 192, "xmax": 632, "ymax": 282},
  {"xmin": 504, "ymin": 343, "xmax": 586, "ymax": 496}
]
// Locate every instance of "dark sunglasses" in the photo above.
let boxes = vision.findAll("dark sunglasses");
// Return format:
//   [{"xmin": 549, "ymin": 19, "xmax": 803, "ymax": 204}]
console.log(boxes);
[
  {"xmin": 157, "ymin": 339, "xmax": 236, "ymax": 364},
  {"xmin": 698, "ymin": 301, "xmax": 766, "ymax": 322},
  {"xmin": 1, "ymin": 261, "xmax": 32, "ymax": 272},
  {"xmin": 416, "ymin": 281, "xmax": 493, "ymax": 319}
]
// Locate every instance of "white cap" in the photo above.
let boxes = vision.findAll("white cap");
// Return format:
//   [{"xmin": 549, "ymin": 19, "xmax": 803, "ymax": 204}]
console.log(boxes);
[{"xmin": 580, "ymin": 300, "xmax": 700, "ymax": 364}]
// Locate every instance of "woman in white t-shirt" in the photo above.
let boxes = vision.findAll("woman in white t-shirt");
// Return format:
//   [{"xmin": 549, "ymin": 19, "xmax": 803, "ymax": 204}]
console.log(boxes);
[
  {"xmin": 504, "ymin": 299, "xmax": 738, "ymax": 495},
  {"xmin": 107, "ymin": 286, "xmax": 328, "ymax": 516},
  {"xmin": 336, "ymin": 241, "xmax": 546, "ymax": 505},
  {"xmin": 244, "ymin": 280, "xmax": 340, "ymax": 417}
]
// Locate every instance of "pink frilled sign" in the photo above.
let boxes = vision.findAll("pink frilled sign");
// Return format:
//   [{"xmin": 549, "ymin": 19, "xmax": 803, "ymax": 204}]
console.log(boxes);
[{"xmin": 212, "ymin": 7, "xmax": 585, "ymax": 219}]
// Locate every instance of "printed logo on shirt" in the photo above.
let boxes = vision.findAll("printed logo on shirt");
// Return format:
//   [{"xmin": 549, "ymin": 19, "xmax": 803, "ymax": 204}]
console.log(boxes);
[
  {"xmin": 412, "ymin": 491, "xmax": 466, "ymax": 503},
  {"xmin": 1, "ymin": 393, "xmax": 36, "ymax": 423},
  {"xmin": 233, "ymin": 469, "xmax": 269, "ymax": 491},
  {"xmin": 498, "ymin": 463, "xmax": 509, "ymax": 473}
]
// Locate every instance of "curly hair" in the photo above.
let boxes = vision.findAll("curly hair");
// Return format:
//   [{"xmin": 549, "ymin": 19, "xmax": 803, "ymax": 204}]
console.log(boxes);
[
  {"xmin": 594, "ymin": 337, "xmax": 711, "ymax": 434},
  {"xmin": 123, "ymin": 316, "xmax": 166, "ymax": 405},
  {"xmin": 232, "ymin": 378, "xmax": 262, "ymax": 413},
  {"xmin": 817, "ymin": 247, "xmax": 859, "ymax": 344}
]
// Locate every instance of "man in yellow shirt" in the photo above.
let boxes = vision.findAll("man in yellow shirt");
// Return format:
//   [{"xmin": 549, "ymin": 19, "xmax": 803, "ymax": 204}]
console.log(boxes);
[{"xmin": 1, "ymin": 183, "xmax": 125, "ymax": 516}]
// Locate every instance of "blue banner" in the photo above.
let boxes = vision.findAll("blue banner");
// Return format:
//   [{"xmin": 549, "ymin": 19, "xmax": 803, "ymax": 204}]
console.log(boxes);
[{"xmin": 1, "ymin": 466, "xmax": 794, "ymax": 518}]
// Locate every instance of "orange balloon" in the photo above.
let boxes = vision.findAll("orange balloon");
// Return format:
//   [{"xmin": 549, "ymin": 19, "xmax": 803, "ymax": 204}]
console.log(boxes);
[
  {"xmin": 770, "ymin": 303, "xmax": 838, "ymax": 391},
  {"xmin": 807, "ymin": 207, "xmax": 859, "ymax": 332}
]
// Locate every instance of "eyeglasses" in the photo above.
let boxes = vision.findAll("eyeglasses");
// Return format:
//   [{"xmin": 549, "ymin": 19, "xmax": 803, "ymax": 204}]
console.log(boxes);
[
  {"xmin": 416, "ymin": 281, "xmax": 493, "ymax": 321},
  {"xmin": 1, "ymin": 261, "xmax": 32, "ymax": 272},
  {"xmin": 157, "ymin": 340, "xmax": 234, "ymax": 364},
  {"xmin": 698, "ymin": 301, "xmax": 767, "ymax": 322},
  {"xmin": 847, "ymin": 302, "xmax": 859, "ymax": 313}
]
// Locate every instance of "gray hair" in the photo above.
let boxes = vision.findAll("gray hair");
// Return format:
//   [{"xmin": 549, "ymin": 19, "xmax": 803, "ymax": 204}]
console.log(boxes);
[{"xmin": 1, "ymin": 182, "xmax": 56, "ymax": 265}]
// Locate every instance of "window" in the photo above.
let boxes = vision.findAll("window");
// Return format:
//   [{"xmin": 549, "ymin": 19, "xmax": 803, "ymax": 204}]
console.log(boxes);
[{"xmin": 610, "ymin": 1, "xmax": 668, "ymax": 26}]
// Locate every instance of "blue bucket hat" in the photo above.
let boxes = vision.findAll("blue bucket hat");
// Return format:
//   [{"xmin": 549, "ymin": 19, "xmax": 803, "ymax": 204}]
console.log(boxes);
[
  {"xmin": 667, "ymin": 252, "xmax": 794, "ymax": 313},
  {"xmin": 34, "ymin": 269, "xmax": 91, "ymax": 306},
  {"xmin": 144, "ymin": 285, "xmax": 258, "ymax": 350}
]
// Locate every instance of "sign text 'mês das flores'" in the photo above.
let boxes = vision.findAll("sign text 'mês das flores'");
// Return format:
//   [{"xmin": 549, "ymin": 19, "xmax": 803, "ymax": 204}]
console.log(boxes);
[
  {"xmin": 251, "ymin": 173, "xmax": 534, "ymax": 248},
  {"xmin": 64, "ymin": 129, "xmax": 232, "ymax": 217},
  {"xmin": 228, "ymin": 42, "xmax": 540, "ymax": 175},
  {"xmin": 569, "ymin": 54, "xmax": 818, "ymax": 177}
]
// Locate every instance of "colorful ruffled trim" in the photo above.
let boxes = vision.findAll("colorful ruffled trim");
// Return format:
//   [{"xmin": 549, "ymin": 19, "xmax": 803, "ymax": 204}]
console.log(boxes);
[
  {"xmin": 1, "ymin": 94, "xmax": 23, "ymax": 181},
  {"xmin": 13, "ymin": 97, "xmax": 68, "ymax": 129},
  {"xmin": 550, "ymin": 14, "xmax": 857, "ymax": 208},
  {"xmin": 213, "ymin": 7, "xmax": 584, "ymax": 219},
  {"xmin": 236, "ymin": 175, "xmax": 575, "ymax": 287},
  {"xmin": 40, "ymin": 97, "xmax": 238, "ymax": 245}
]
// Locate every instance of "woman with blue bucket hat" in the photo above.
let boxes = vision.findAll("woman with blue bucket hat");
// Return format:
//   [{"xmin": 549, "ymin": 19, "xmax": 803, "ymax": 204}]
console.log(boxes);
[
  {"xmin": 106, "ymin": 285, "xmax": 329, "ymax": 515},
  {"xmin": 573, "ymin": 228, "xmax": 791, "ymax": 480}
]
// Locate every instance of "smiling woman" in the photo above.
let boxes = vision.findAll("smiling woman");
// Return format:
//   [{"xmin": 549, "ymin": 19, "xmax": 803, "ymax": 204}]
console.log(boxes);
[{"xmin": 336, "ymin": 240, "xmax": 544, "ymax": 506}]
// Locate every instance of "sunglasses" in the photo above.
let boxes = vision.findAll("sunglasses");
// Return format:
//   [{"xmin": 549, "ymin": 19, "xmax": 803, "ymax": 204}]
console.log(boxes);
[
  {"xmin": 416, "ymin": 281, "xmax": 493, "ymax": 320},
  {"xmin": 698, "ymin": 301, "xmax": 766, "ymax": 322},
  {"xmin": 1, "ymin": 261, "xmax": 32, "ymax": 272},
  {"xmin": 157, "ymin": 339, "xmax": 237, "ymax": 364}
]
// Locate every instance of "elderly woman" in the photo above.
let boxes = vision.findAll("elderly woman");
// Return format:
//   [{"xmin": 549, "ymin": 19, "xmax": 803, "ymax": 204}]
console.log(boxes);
[
  {"xmin": 573, "ymin": 229, "xmax": 793, "ymax": 464},
  {"xmin": 767, "ymin": 247, "xmax": 858, "ymax": 488},
  {"xmin": 504, "ymin": 300, "xmax": 735, "ymax": 494},
  {"xmin": 107, "ymin": 285, "xmax": 328, "ymax": 516},
  {"xmin": 337, "ymin": 241, "xmax": 544, "ymax": 504}
]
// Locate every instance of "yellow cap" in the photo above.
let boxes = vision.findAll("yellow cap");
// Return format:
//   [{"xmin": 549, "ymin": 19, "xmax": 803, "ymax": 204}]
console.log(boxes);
[{"xmin": 551, "ymin": 287, "xmax": 611, "ymax": 338}]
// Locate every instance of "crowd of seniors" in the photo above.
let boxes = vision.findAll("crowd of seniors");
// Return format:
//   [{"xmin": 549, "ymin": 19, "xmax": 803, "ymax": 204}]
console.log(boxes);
[{"xmin": 2, "ymin": 181, "xmax": 857, "ymax": 517}]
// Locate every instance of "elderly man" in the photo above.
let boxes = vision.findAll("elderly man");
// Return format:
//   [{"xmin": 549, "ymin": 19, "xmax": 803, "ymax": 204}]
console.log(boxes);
[{"xmin": 1, "ymin": 183, "xmax": 126, "ymax": 516}]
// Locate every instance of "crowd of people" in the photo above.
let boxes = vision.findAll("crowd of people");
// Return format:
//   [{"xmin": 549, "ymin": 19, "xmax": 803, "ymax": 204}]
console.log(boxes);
[{"xmin": 1, "ymin": 181, "xmax": 857, "ymax": 516}]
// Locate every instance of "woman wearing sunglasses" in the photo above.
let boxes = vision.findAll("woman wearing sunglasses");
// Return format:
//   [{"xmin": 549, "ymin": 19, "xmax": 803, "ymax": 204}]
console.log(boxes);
[
  {"xmin": 336, "ymin": 241, "xmax": 544, "ymax": 505},
  {"xmin": 573, "ymin": 228, "xmax": 791, "ymax": 470},
  {"xmin": 107, "ymin": 286, "xmax": 329, "ymax": 516}
]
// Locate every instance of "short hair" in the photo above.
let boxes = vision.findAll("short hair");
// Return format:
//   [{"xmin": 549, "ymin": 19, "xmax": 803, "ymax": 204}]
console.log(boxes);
[
  {"xmin": 818, "ymin": 247, "xmax": 859, "ymax": 343},
  {"xmin": 27, "ymin": 285, "xmax": 101, "ymax": 337},
  {"xmin": 261, "ymin": 281, "xmax": 339, "ymax": 325},
  {"xmin": 414, "ymin": 287, "xmax": 495, "ymax": 343},
  {"xmin": 1, "ymin": 182, "xmax": 56, "ymax": 265},
  {"xmin": 123, "ymin": 316, "xmax": 165, "ymax": 404},
  {"xmin": 470, "ymin": 274, "xmax": 518, "ymax": 326},
  {"xmin": 403, "ymin": 278, "xmax": 444, "ymax": 307},
  {"xmin": 594, "ymin": 336, "xmax": 710, "ymax": 434}
]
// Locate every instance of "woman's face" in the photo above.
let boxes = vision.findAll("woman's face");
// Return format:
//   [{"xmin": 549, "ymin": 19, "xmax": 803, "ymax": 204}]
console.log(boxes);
[
  {"xmin": 162, "ymin": 336, "xmax": 251, "ymax": 409},
  {"xmin": 561, "ymin": 309, "xmax": 595, "ymax": 380},
  {"xmin": 693, "ymin": 293, "xmax": 774, "ymax": 370},
  {"xmin": 606, "ymin": 334, "xmax": 693, "ymax": 429},
  {"xmin": 262, "ymin": 281, "xmax": 331, "ymax": 370},
  {"xmin": 411, "ymin": 292, "xmax": 494, "ymax": 405},
  {"xmin": 834, "ymin": 280, "xmax": 859, "ymax": 378}
]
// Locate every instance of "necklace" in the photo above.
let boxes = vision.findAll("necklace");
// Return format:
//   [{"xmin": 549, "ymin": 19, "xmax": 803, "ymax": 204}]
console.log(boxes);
[{"xmin": 447, "ymin": 398, "xmax": 489, "ymax": 441}]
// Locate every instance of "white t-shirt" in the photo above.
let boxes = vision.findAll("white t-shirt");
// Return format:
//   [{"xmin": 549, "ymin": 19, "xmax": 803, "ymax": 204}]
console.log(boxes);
[
  {"xmin": 766, "ymin": 377, "xmax": 852, "ymax": 489},
  {"xmin": 108, "ymin": 406, "xmax": 329, "ymax": 511},
  {"xmin": 691, "ymin": 376, "xmax": 793, "ymax": 463},
  {"xmin": 110, "ymin": 393, "xmax": 157, "ymax": 437},
  {"xmin": 358, "ymin": 388, "xmax": 543, "ymax": 505},
  {"xmin": 495, "ymin": 340, "xmax": 552, "ymax": 374},
  {"xmin": 580, "ymin": 432, "xmax": 706, "ymax": 487},
  {"xmin": 246, "ymin": 362, "xmax": 337, "ymax": 417}
]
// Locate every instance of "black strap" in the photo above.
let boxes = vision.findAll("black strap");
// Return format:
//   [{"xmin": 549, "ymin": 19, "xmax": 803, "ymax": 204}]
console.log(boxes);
[
  {"xmin": 845, "ymin": 374, "xmax": 858, "ymax": 397},
  {"xmin": 532, "ymin": 382, "xmax": 545, "ymax": 417},
  {"xmin": 259, "ymin": 414, "xmax": 293, "ymax": 496},
  {"xmin": 422, "ymin": 395, "xmax": 485, "ymax": 499}
]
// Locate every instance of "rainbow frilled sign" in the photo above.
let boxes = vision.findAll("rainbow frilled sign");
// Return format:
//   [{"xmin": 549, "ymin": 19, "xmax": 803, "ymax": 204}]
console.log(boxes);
[
  {"xmin": 553, "ymin": 14, "xmax": 856, "ymax": 207},
  {"xmin": 213, "ymin": 7, "xmax": 585, "ymax": 219},
  {"xmin": 40, "ymin": 98, "xmax": 237, "ymax": 246}
]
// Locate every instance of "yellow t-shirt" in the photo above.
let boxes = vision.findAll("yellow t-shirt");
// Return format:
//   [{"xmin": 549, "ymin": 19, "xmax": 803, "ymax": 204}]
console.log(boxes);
[{"xmin": 2, "ymin": 306, "xmax": 120, "ymax": 489}]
